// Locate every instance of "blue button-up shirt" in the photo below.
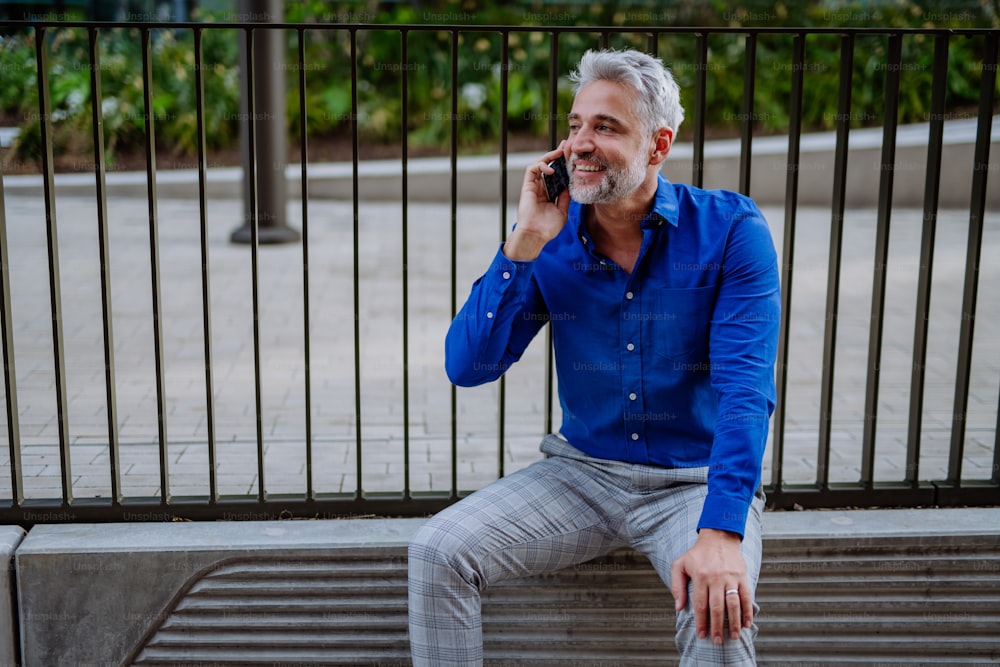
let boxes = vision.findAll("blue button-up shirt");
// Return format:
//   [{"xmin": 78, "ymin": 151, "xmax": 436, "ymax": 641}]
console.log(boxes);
[{"xmin": 445, "ymin": 173, "xmax": 780, "ymax": 537}]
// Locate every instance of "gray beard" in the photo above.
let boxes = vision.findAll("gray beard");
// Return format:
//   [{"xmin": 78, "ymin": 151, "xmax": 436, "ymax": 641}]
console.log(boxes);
[{"xmin": 569, "ymin": 151, "xmax": 647, "ymax": 204}]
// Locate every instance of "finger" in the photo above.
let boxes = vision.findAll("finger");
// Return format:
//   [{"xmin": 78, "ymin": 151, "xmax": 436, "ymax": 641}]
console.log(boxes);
[
  {"xmin": 692, "ymin": 580, "xmax": 710, "ymax": 641},
  {"xmin": 740, "ymin": 585, "xmax": 754, "ymax": 630},
  {"xmin": 540, "ymin": 140, "xmax": 566, "ymax": 164},
  {"xmin": 529, "ymin": 152, "xmax": 563, "ymax": 183},
  {"xmin": 669, "ymin": 559, "xmax": 687, "ymax": 612},
  {"xmin": 725, "ymin": 586, "xmax": 742, "ymax": 640},
  {"xmin": 556, "ymin": 186, "xmax": 571, "ymax": 211},
  {"xmin": 709, "ymin": 585, "xmax": 725, "ymax": 645},
  {"xmin": 521, "ymin": 161, "xmax": 552, "ymax": 199}
]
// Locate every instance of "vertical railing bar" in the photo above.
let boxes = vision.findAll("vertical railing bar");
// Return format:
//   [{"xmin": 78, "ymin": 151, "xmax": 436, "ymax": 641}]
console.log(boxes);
[
  {"xmin": 497, "ymin": 29, "xmax": 510, "ymax": 479},
  {"xmin": 0, "ymin": 166, "xmax": 22, "ymax": 506},
  {"xmin": 817, "ymin": 33, "xmax": 855, "ymax": 491},
  {"xmin": 34, "ymin": 26, "xmax": 73, "ymax": 505},
  {"xmin": 948, "ymin": 32, "xmax": 997, "ymax": 485},
  {"xmin": 241, "ymin": 26, "xmax": 266, "ymax": 502},
  {"xmin": 600, "ymin": 31, "xmax": 609, "ymax": 50},
  {"xmin": 772, "ymin": 32, "xmax": 806, "ymax": 493},
  {"xmin": 738, "ymin": 32, "xmax": 757, "ymax": 196},
  {"xmin": 297, "ymin": 27, "xmax": 313, "ymax": 501},
  {"xmin": 87, "ymin": 26, "xmax": 122, "ymax": 504},
  {"xmin": 692, "ymin": 32, "xmax": 708, "ymax": 188},
  {"xmin": 544, "ymin": 31, "xmax": 560, "ymax": 436},
  {"xmin": 400, "ymin": 28, "xmax": 411, "ymax": 499},
  {"xmin": 906, "ymin": 34, "xmax": 949, "ymax": 486},
  {"xmin": 449, "ymin": 29, "xmax": 460, "ymax": 498},
  {"xmin": 141, "ymin": 27, "xmax": 170, "ymax": 503},
  {"xmin": 192, "ymin": 26, "xmax": 218, "ymax": 502},
  {"xmin": 861, "ymin": 32, "xmax": 902, "ymax": 487},
  {"xmin": 349, "ymin": 28, "xmax": 363, "ymax": 500},
  {"xmin": 647, "ymin": 31, "xmax": 658, "ymax": 58}
]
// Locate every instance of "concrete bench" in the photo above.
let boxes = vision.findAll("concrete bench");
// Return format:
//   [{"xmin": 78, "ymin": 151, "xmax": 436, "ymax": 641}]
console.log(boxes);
[{"xmin": 9, "ymin": 507, "xmax": 1000, "ymax": 666}]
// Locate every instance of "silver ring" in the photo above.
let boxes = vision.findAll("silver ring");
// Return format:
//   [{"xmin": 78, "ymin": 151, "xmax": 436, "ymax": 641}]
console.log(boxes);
[{"xmin": 725, "ymin": 588, "xmax": 739, "ymax": 596}]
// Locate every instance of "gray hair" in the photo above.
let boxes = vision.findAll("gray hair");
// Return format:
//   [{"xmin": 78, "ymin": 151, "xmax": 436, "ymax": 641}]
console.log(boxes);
[{"xmin": 569, "ymin": 49, "xmax": 685, "ymax": 137}]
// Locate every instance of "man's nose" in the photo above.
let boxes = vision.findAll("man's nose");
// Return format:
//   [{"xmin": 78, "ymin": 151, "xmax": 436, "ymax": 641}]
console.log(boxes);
[{"xmin": 567, "ymin": 128, "xmax": 595, "ymax": 156}]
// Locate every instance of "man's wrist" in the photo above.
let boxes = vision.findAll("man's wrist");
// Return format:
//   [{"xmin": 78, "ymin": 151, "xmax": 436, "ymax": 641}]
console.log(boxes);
[
  {"xmin": 503, "ymin": 226, "xmax": 549, "ymax": 262},
  {"xmin": 698, "ymin": 528, "xmax": 741, "ymax": 542}
]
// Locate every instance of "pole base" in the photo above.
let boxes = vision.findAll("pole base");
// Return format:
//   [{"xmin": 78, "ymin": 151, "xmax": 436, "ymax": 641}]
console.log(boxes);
[{"xmin": 230, "ymin": 223, "xmax": 301, "ymax": 245}]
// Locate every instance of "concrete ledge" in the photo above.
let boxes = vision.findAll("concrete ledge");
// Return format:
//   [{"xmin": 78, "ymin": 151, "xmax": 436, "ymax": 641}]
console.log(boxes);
[
  {"xmin": 12, "ymin": 508, "xmax": 1000, "ymax": 666},
  {"xmin": 4, "ymin": 117, "xmax": 998, "ymax": 207}
]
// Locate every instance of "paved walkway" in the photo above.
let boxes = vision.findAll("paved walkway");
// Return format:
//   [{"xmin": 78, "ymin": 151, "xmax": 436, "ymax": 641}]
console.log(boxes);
[{"xmin": 0, "ymin": 187, "xmax": 997, "ymax": 503}]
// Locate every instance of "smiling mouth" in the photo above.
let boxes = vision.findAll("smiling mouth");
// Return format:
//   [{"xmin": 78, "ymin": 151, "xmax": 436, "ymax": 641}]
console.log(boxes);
[{"xmin": 571, "ymin": 153, "xmax": 608, "ymax": 175}]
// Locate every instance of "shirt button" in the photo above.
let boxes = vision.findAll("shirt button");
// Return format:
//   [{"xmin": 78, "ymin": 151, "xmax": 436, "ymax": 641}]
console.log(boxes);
[
  {"xmin": 502, "ymin": 271, "xmax": 511, "ymax": 280},
  {"xmin": 626, "ymin": 291, "xmax": 634, "ymax": 300},
  {"xmin": 631, "ymin": 433, "xmax": 639, "ymax": 441},
  {"xmin": 626, "ymin": 343, "xmax": 635, "ymax": 351},
  {"xmin": 486, "ymin": 312, "xmax": 494, "ymax": 319},
  {"xmin": 629, "ymin": 392, "xmax": 637, "ymax": 401}
]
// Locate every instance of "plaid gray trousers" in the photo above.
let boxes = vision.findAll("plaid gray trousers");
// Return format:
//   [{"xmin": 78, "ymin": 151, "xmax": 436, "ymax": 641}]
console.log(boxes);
[{"xmin": 408, "ymin": 434, "xmax": 764, "ymax": 666}]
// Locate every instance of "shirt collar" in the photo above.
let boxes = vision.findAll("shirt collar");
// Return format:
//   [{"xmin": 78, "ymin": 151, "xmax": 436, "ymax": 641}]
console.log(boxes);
[{"xmin": 648, "ymin": 172, "xmax": 680, "ymax": 229}]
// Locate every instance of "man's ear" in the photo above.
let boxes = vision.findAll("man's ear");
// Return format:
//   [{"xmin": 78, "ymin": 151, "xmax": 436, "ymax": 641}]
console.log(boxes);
[{"xmin": 649, "ymin": 127, "xmax": 673, "ymax": 166}]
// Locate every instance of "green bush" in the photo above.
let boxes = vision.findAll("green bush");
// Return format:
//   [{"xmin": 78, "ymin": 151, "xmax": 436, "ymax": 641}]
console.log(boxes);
[
  {"xmin": 1, "ymin": 24, "xmax": 243, "ymax": 168},
  {"xmin": 1, "ymin": 0, "xmax": 998, "ymax": 170}
]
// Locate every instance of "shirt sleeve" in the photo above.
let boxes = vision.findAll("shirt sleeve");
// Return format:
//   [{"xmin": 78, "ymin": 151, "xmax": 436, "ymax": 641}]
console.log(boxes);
[
  {"xmin": 445, "ymin": 244, "xmax": 550, "ymax": 387},
  {"xmin": 698, "ymin": 202, "xmax": 781, "ymax": 538}
]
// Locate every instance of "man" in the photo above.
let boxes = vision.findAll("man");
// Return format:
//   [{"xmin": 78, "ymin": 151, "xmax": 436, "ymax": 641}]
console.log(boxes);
[{"xmin": 408, "ymin": 48, "xmax": 780, "ymax": 666}]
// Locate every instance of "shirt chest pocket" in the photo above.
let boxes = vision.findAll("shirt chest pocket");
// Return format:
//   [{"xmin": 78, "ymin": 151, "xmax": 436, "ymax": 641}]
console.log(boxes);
[{"xmin": 652, "ymin": 285, "xmax": 716, "ymax": 361}]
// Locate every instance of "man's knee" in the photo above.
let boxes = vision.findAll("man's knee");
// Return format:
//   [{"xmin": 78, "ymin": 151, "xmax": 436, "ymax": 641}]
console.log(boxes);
[
  {"xmin": 408, "ymin": 513, "xmax": 485, "ymax": 590},
  {"xmin": 409, "ymin": 516, "xmax": 456, "ymax": 565}
]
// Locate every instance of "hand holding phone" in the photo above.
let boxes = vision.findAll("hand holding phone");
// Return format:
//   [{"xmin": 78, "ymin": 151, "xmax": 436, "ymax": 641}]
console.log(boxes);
[
  {"xmin": 543, "ymin": 155, "xmax": 570, "ymax": 202},
  {"xmin": 507, "ymin": 145, "xmax": 570, "ymax": 261}
]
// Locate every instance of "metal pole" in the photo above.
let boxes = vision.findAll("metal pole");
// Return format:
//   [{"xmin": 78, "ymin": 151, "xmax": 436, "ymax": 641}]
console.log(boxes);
[{"xmin": 232, "ymin": 0, "xmax": 299, "ymax": 244}]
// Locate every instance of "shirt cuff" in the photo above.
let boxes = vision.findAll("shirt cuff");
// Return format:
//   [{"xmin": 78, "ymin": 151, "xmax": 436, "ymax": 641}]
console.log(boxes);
[
  {"xmin": 696, "ymin": 493, "xmax": 751, "ymax": 540},
  {"xmin": 491, "ymin": 242, "xmax": 536, "ymax": 288}
]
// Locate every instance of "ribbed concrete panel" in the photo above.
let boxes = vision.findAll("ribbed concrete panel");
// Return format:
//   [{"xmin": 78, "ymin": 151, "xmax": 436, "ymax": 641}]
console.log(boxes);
[
  {"xmin": 481, "ymin": 550, "xmax": 674, "ymax": 665},
  {"xmin": 13, "ymin": 509, "xmax": 1000, "ymax": 666},
  {"xmin": 130, "ymin": 558, "xmax": 412, "ymax": 665},
  {"xmin": 756, "ymin": 535, "xmax": 1000, "ymax": 664},
  {"xmin": 130, "ymin": 549, "xmax": 673, "ymax": 666}
]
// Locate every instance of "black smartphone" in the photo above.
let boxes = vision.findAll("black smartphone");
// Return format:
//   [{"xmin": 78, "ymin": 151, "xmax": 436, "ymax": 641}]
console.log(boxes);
[{"xmin": 543, "ymin": 155, "xmax": 570, "ymax": 202}]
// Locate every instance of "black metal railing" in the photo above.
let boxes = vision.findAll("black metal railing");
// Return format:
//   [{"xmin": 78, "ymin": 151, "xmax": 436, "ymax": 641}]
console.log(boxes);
[{"xmin": 0, "ymin": 21, "xmax": 998, "ymax": 524}]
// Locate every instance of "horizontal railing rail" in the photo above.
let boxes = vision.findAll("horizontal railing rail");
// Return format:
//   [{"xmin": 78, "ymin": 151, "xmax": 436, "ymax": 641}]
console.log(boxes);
[{"xmin": 0, "ymin": 21, "xmax": 998, "ymax": 524}]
